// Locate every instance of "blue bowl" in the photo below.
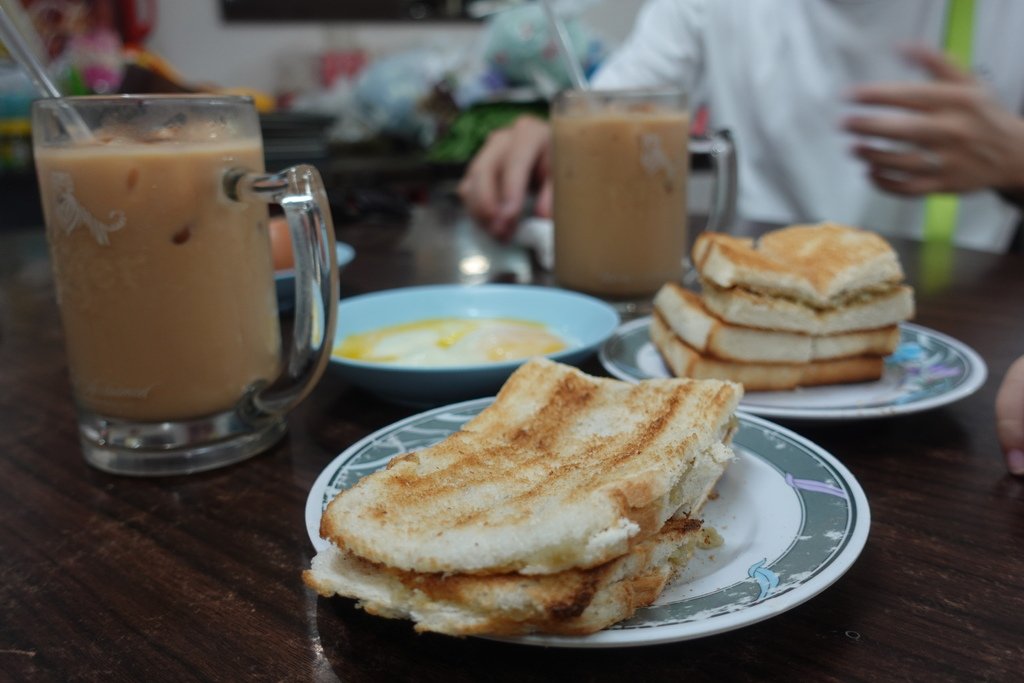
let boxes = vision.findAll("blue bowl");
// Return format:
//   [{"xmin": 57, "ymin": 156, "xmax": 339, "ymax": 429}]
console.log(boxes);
[{"xmin": 329, "ymin": 284, "xmax": 620, "ymax": 406}]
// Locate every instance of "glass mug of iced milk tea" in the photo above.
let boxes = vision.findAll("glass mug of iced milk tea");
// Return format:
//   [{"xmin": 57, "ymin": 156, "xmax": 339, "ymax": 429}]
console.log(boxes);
[
  {"xmin": 32, "ymin": 95, "xmax": 339, "ymax": 476},
  {"xmin": 551, "ymin": 88, "xmax": 736, "ymax": 304}
]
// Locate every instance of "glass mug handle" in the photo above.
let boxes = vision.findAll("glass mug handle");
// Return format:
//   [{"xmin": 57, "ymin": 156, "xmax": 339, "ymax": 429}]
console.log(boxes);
[
  {"xmin": 224, "ymin": 164, "xmax": 339, "ymax": 418},
  {"xmin": 700, "ymin": 129, "xmax": 737, "ymax": 234},
  {"xmin": 685, "ymin": 129, "xmax": 737, "ymax": 283}
]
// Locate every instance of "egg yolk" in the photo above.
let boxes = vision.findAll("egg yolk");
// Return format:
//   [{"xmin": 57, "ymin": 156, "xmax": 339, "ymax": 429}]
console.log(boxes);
[{"xmin": 333, "ymin": 318, "xmax": 567, "ymax": 366}]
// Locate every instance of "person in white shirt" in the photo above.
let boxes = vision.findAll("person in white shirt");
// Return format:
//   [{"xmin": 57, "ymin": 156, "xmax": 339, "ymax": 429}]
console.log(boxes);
[
  {"xmin": 458, "ymin": 0, "xmax": 1024, "ymax": 253},
  {"xmin": 459, "ymin": 0, "xmax": 1024, "ymax": 476}
]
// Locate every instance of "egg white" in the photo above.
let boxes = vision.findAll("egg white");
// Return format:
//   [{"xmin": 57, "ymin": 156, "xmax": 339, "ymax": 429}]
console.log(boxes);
[{"xmin": 333, "ymin": 318, "xmax": 566, "ymax": 367}]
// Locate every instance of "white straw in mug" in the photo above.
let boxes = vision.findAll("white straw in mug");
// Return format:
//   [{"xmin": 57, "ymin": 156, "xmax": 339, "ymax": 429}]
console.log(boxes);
[{"xmin": 540, "ymin": 0, "xmax": 589, "ymax": 91}]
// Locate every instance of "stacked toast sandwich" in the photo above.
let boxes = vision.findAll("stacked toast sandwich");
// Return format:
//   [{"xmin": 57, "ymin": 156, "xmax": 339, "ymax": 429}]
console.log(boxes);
[
  {"xmin": 651, "ymin": 223, "xmax": 915, "ymax": 391},
  {"xmin": 304, "ymin": 357, "xmax": 743, "ymax": 636}
]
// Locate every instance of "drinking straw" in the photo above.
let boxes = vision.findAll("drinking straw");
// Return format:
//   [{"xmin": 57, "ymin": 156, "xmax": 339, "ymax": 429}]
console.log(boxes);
[
  {"xmin": 0, "ymin": 4, "xmax": 92, "ymax": 142},
  {"xmin": 540, "ymin": 0, "xmax": 588, "ymax": 90}
]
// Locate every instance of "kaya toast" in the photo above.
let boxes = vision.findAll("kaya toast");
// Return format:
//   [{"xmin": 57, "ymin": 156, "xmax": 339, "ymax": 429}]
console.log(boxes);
[
  {"xmin": 304, "ymin": 358, "xmax": 742, "ymax": 635},
  {"xmin": 650, "ymin": 311, "xmax": 885, "ymax": 392},
  {"xmin": 315, "ymin": 357, "xmax": 742, "ymax": 576},
  {"xmin": 654, "ymin": 282, "xmax": 900, "ymax": 363}
]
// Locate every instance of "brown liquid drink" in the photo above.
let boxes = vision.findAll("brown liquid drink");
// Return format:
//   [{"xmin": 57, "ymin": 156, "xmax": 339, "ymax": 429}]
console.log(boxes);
[
  {"xmin": 35, "ymin": 139, "xmax": 281, "ymax": 421},
  {"xmin": 553, "ymin": 95, "xmax": 690, "ymax": 299},
  {"xmin": 32, "ymin": 95, "xmax": 339, "ymax": 476}
]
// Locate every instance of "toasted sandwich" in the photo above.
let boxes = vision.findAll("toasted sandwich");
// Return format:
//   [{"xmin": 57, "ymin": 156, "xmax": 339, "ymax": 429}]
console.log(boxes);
[
  {"xmin": 693, "ymin": 223, "xmax": 914, "ymax": 333},
  {"xmin": 317, "ymin": 357, "xmax": 742, "ymax": 575},
  {"xmin": 693, "ymin": 222, "xmax": 906, "ymax": 308},
  {"xmin": 699, "ymin": 281, "xmax": 915, "ymax": 336},
  {"xmin": 651, "ymin": 223, "xmax": 913, "ymax": 391},
  {"xmin": 304, "ymin": 358, "xmax": 743, "ymax": 635},
  {"xmin": 650, "ymin": 312, "xmax": 886, "ymax": 391},
  {"xmin": 655, "ymin": 283, "xmax": 900, "ymax": 363},
  {"xmin": 306, "ymin": 516, "xmax": 705, "ymax": 636}
]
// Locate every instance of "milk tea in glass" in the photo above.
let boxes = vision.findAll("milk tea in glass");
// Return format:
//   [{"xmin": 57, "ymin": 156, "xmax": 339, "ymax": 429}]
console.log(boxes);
[
  {"xmin": 552, "ymin": 88, "xmax": 735, "ymax": 304},
  {"xmin": 32, "ymin": 95, "xmax": 339, "ymax": 476}
]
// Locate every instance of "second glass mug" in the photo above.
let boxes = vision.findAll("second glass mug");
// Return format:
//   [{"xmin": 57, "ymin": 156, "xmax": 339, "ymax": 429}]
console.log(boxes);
[
  {"xmin": 551, "ymin": 87, "xmax": 737, "ymax": 303},
  {"xmin": 32, "ymin": 94, "xmax": 338, "ymax": 476}
]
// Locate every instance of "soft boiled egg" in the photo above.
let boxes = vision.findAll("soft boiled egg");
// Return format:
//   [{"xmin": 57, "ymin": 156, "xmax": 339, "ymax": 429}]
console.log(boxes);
[
  {"xmin": 268, "ymin": 216, "xmax": 294, "ymax": 271},
  {"xmin": 333, "ymin": 317, "xmax": 567, "ymax": 367}
]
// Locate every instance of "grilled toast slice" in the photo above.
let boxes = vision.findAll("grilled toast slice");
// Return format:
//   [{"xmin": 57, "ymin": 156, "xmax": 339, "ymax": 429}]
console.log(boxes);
[
  {"xmin": 304, "ymin": 516, "xmax": 705, "ymax": 636},
  {"xmin": 699, "ymin": 281, "xmax": 915, "ymax": 335},
  {"xmin": 318, "ymin": 357, "xmax": 742, "ymax": 575},
  {"xmin": 651, "ymin": 312, "xmax": 885, "ymax": 391},
  {"xmin": 654, "ymin": 282, "xmax": 901, "ymax": 363},
  {"xmin": 693, "ymin": 223, "xmax": 906, "ymax": 308}
]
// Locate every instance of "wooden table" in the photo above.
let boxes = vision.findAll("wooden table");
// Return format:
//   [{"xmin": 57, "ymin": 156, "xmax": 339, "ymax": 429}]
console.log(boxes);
[{"xmin": 2, "ymin": 196, "xmax": 1023, "ymax": 682}]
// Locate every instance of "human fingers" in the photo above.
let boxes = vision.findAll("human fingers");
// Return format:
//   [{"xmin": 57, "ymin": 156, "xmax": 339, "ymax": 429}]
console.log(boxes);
[
  {"xmin": 995, "ymin": 355, "xmax": 1024, "ymax": 476},
  {"xmin": 843, "ymin": 109, "xmax": 946, "ymax": 148},
  {"xmin": 845, "ymin": 46, "xmax": 973, "ymax": 111},
  {"xmin": 866, "ymin": 167, "xmax": 942, "ymax": 196},
  {"xmin": 492, "ymin": 117, "xmax": 552, "ymax": 238},
  {"xmin": 856, "ymin": 142, "xmax": 945, "ymax": 197},
  {"xmin": 901, "ymin": 44, "xmax": 974, "ymax": 84},
  {"xmin": 847, "ymin": 82, "xmax": 980, "ymax": 116},
  {"xmin": 458, "ymin": 126, "xmax": 516, "ymax": 228},
  {"xmin": 536, "ymin": 177, "xmax": 554, "ymax": 219},
  {"xmin": 530, "ymin": 123, "xmax": 553, "ymax": 219},
  {"xmin": 852, "ymin": 142, "xmax": 943, "ymax": 177}
]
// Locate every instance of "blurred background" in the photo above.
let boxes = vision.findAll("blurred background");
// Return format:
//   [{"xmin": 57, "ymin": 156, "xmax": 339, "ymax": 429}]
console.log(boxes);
[{"xmin": 0, "ymin": 0, "xmax": 682, "ymax": 229}]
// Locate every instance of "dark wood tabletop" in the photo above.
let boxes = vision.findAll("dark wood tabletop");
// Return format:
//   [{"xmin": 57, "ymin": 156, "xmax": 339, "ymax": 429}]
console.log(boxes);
[{"xmin": 2, "ymin": 193, "xmax": 1023, "ymax": 682}]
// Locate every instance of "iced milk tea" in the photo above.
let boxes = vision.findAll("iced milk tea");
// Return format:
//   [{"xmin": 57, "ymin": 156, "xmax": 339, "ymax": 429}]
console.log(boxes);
[
  {"xmin": 35, "ymin": 139, "xmax": 281, "ymax": 421},
  {"xmin": 553, "ymin": 94, "xmax": 690, "ymax": 298}
]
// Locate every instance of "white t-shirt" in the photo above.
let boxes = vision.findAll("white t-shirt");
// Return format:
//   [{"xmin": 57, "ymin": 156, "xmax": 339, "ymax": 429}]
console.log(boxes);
[{"xmin": 592, "ymin": 0, "xmax": 1024, "ymax": 252}]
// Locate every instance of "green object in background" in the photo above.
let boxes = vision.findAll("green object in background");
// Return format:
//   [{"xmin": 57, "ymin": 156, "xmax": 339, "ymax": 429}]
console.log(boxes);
[
  {"xmin": 62, "ymin": 65, "xmax": 90, "ymax": 96},
  {"xmin": 427, "ymin": 101, "xmax": 548, "ymax": 164},
  {"xmin": 919, "ymin": 0, "xmax": 974, "ymax": 294},
  {"xmin": 0, "ymin": 118, "xmax": 32, "ymax": 171},
  {"xmin": 922, "ymin": 0, "xmax": 974, "ymax": 245}
]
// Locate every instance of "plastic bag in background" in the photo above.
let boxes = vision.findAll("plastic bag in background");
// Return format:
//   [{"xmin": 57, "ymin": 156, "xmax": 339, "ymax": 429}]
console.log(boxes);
[
  {"xmin": 350, "ymin": 48, "xmax": 457, "ymax": 147},
  {"xmin": 479, "ymin": 3, "xmax": 606, "ymax": 99},
  {"xmin": 291, "ymin": 47, "xmax": 456, "ymax": 148}
]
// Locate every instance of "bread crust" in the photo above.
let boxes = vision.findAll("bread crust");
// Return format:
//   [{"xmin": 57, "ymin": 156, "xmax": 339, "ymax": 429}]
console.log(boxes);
[
  {"xmin": 654, "ymin": 282, "xmax": 901, "ymax": 362},
  {"xmin": 693, "ymin": 222, "xmax": 905, "ymax": 307},
  {"xmin": 699, "ymin": 280, "xmax": 914, "ymax": 335},
  {"xmin": 650, "ymin": 312, "xmax": 885, "ymax": 391},
  {"xmin": 320, "ymin": 358, "xmax": 742, "ymax": 575},
  {"xmin": 303, "ymin": 517, "xmax": 703, "ymax": 636}
]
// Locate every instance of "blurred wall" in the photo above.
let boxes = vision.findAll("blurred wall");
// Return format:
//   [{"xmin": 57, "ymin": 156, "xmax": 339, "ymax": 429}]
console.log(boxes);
[{"xmin": 146, "ymin": 0, "xmax": 645, "ymax": 95}]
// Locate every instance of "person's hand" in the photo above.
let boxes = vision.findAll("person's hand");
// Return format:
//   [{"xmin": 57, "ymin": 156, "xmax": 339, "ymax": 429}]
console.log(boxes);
[
  {"xmin": 996, "ymin": 355, "xmax": 1024, "ymax": 476},
  {"xmin": 843, "ymin": 46, "xmax": 1024, "ymax": 197},
  {"xmin": 457, "ymin": 115, "xmax": 553, "ymax": 241}
]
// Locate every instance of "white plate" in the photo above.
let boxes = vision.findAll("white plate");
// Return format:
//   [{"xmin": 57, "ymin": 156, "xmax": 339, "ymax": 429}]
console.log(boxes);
[
  {"xmin": 306, "ymin": 399, "xmax": 870, "ymax": 648},
  {"xmin": 328, "ymin": 284, "xmax": 619, "ymax": 407},
  {"xmin": 599, "ymin": 318, "xmax": 987, "ymax": 420}
]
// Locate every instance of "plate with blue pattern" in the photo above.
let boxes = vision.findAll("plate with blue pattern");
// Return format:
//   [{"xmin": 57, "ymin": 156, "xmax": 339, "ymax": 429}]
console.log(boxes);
[
  {"xmin": 306, "ymin": 400, "xmax": 870, "ymax": 647},
  {"xmin": 599, "ymin": 319, "xmax": 987, "ymax": 420}
]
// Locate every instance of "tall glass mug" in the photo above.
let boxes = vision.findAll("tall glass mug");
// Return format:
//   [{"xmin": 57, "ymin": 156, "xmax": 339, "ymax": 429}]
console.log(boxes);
[
  {"xmin": 32, "ymin": 95, "xmax": 339, "ymax": 476},
  {"xmin": 551, "ymin": 88, "xmax": 736, "ymax": 305}
]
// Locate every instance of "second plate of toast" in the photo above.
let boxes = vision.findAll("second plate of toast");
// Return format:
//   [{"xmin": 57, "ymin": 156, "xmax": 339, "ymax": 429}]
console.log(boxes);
[{"xmin": 599, "ymin": 318, "xmax": 987, "ymax": 420}]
